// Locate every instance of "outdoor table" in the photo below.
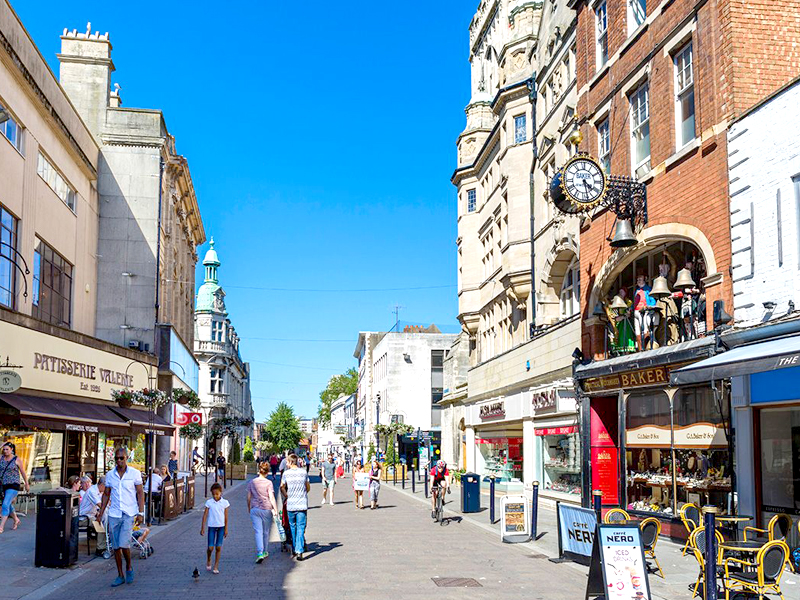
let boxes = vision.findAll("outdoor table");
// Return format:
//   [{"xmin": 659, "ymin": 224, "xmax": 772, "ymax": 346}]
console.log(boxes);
[
  {"xmin": 716, "ymin": 515, "xmax": 753, "ymax": 541},
  {"xmin": 720, "ymin": 540, "xmax": 764, "ymax": 553}
]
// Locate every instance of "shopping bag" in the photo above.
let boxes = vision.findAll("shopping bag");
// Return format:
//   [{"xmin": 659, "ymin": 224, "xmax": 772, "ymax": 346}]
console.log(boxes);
[{"xmin": 275, "ymin": 515, "xmax": 286, "ymax": 542}]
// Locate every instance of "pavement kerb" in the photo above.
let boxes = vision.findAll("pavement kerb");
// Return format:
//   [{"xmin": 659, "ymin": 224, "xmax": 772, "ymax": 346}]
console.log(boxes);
[{"xmin": 17, "ymin": 477, "xmax": 250, "ymax": 600}]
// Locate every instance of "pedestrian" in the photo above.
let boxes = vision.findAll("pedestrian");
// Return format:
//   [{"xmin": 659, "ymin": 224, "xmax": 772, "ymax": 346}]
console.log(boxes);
[
  {"xmin": 344, "ymin": 452, "xmax": 351, "ymax": 473},
  {"xmin": 280, "ymin": 454, "xmax": 310, "ymax": 561},
  {"xmin": 368, "ymin": 458, "xmax": 381, "ymax": 510},
  {"xmin": 200, "ymin": 482, "xmax": 229, "ymax": 574},
  {"xmin": 336, "ymin": 457, "xmax": 344, "ymax": 480},
  {"xmin": 352, "ymin": 459, "xmax": 365, "ymax": 510},
  {"xmin": 269, "ymin": 453, "xmax": 279, "ymax": 479},
  {"xmin": 97, "ymin": 447, "xmax": 144, "ymax": 587},
  {"xmin": 79, "ymin": 475, "xmax": 92, "ymax": 499},
  {"xmin": 168, "ymin": 451, "xmax": 178, "ymax": 480},
  {"xmin": 321, "ymin": 454, "xmax": 337, "ymax": 506},
  {"xmin": 247, "ymin": 462, "xmax": 278, "ymax": 563},
  {"xmin": 216, "ymin": 452, "xmax": 226, "ymax": 480},
  {"xmin": 0, "ymin": 442, "xmax": 29, "ymax": 533},
  {"xmin": 65, "ymin": 475, "xmax": 81, "ymax": 492},
  {"xmin": 278, "ymin": 452, "xmax": 288, "ymax": 478},
  {"xmin": 80, "ymin": 476, "xmax": 109, "ymax": 557},
  {"xmin": 192, "ymin": 446, "xmax": 201, "ymax": 472}
]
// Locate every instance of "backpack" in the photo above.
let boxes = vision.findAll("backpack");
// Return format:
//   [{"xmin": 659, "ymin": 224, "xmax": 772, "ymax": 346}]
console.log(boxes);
[{"xmin": 792, "ymin": 546, "xmax": 800, "ymax": 571}]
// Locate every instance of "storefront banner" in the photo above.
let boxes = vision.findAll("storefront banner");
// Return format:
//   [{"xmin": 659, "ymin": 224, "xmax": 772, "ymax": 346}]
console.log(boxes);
[
  {"xmin": 175, "ymin": 412, "xmax": 202, "ymax": 426},
  {"xmin": 557, "ymin": 503, "xmax": 597, "ymax": 562},
  {"xmin": 626, "ymin": 423, "xmax": 727, "ymax": 448},
  {"xmin": 625, "ymin": 425, "xmax": 671, "ymax": 447},
  {"xmin": 597, "ymin": 525, "xmax": 652, "ymax": 600},
  {"xmin": 591, "ymin": 447, "xmax": 619, "ymax": 505},
  {"xmin": 535, "ymin": 426, "xmax": 577, "ymax": 436},
  {"xmin": 583, "ymin": 366, "xmax": 670, "ymax": 393},
  {"xmin": 590, "ymin": 399, "xmax": 617, "ymax": 447}
]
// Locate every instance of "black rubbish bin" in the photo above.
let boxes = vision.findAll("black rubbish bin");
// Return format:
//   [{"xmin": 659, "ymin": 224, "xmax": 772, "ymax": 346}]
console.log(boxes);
[
  {"xmin": 461, "ymin": 472, "xmax": 481, "ymax": 513},
  {"xmin": 35, "ymin": 490, "xmax": 80, "ymax": 568}
]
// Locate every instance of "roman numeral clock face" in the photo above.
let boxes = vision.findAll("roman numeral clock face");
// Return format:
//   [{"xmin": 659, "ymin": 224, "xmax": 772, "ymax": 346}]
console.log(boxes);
[{"xmin": 562, "ymin": 156, "xmax": 606, "ymax": 209}]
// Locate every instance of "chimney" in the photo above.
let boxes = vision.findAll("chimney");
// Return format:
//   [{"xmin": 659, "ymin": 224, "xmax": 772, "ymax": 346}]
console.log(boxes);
[{"xmin": 57, "ymin": 22, "xmax": 114, "ymax": 138}]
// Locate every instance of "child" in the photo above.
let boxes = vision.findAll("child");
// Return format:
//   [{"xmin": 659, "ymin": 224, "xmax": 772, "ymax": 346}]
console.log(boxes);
[{"xmin": 200, "ymin": 483, "xmax": 229, "ymax": 574}]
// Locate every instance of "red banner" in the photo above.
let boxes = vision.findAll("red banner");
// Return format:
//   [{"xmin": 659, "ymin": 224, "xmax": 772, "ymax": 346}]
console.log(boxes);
[
  {"xmin": 591, "ymin": 447, "xmax": 619, "ymax": 505},
  {"xmin": 475, "ymin": 437, "xmax": 523, "ymax": 445},
  {"xmin": 175, "ymin": 412, "xmax": 202, "ymax": 426},
  {"xmin": 590, "ymin": 398, "xmax": 617, "ymax": 447},
  {"xmin": 534, "ymin": 426, "xmax": 577, "ymax": 436}
]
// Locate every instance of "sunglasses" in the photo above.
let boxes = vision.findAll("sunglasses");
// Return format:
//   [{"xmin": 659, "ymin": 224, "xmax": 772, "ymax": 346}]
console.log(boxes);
[{"xmin": 115, "ymin": 456, "xmax": 126, "ymax": 461}]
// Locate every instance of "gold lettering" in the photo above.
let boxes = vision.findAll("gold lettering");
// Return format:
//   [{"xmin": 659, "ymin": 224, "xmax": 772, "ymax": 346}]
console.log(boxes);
[{"xmin": 655, "ymin": 369, "xmax": 666, "ymax": 383}]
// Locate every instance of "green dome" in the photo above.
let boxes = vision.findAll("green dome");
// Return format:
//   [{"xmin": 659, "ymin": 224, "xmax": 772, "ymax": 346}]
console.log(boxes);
[{"xmin": 196, "ymin": 238, "xmax": 223, "ymax": 313}]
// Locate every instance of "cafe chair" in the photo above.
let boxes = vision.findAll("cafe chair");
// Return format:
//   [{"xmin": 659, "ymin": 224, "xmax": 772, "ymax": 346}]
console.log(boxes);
[
  {"xmin": 77, "ymin": 515, "xmax": 97, "ymax": 556},
  {"xmin": 689, "ymin": 526, "xmax": 725, "ymax": 598},
  {"xmin": 723, "ymin": 539, "xmax": 790, "ymax": 600},
  {"xmin": 603, "ymin": 508, "xmax": 631, "ymax": 524},
  {"xmin": 744, "ymin": 513, "xmax": 792, "ymax": 543},
  {"xmin": 680, "ymin": 503, "xmax": 701, "ymax": 556},
  {"xmin": 640, "ymin": 517, "xmax": 664, "ymax": 578}
]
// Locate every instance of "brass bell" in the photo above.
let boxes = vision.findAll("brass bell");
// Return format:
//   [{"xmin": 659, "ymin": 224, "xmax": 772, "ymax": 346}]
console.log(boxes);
[
  {"xmin": 675, "ymin": 268, "xmax": 696, "ymax": 289},
  {"xmin": 650, "ymin": 276, "xmax": 671, "ymax": 298},
  {"xmin": 610, "ymin": 219, "xmax": 637, "ymax": 248},
  {"xmin": 610, "ymin": 295, "xmax": 628, "ymax": 312}
]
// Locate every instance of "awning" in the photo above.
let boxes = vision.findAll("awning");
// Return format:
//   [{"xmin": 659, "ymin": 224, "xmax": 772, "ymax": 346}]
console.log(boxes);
[
  {"xmin": 0, "ymin": 393, "xmax": 129, "ymax": 435},
  {"xmin": 109, "ymin": 406, "xmax": 174, "ymax": 435},
  {"xmin": 670, "ymin": 334, "xmax": 800, "ymax": 385}
]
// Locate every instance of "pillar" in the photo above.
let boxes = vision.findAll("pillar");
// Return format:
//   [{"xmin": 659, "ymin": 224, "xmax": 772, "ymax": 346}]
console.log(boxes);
[
  {"xmin": 523, "ymin": 419, "xmax": 536, "ymax": 486},
  {"xmin": 465, "ymin": 426, "xmax": 476, "ymax": 473}
]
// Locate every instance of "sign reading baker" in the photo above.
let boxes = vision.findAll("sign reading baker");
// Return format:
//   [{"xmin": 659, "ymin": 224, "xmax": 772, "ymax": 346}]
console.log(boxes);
[
  {"xmin": 479, "ymin": 401, "xmax": 505, "ymax": 420},
  {"xmin": 583, "ymin": 366, "xmax": 669, "ymax": 393}
]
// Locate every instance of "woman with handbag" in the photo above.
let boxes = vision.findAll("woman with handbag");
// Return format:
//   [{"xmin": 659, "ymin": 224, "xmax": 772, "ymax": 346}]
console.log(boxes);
[{"xmin": 0, "ymin": 442, "xmax": 30, "ymax": 533}]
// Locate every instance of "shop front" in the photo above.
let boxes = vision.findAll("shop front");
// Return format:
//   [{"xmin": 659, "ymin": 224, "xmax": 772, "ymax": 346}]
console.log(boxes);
[
  {"xmin": 531, "ymin": 383, "xmax": 581, "ymax": 503},
  {"xmin": 577, "ymin": 337, "xmax": 727, "ymax": 538}
]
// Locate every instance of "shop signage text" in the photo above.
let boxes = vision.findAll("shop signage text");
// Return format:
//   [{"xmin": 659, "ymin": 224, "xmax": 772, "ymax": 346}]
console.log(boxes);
[
  {"xmin": 583, "ymin": 366, "xmax": 669, "ymax": 393},
  {"xmin": 33, "ymin": 352, "xmax": 135, "ymax": 389},
  {"xmin": 65, "ymin": 423, "xmax": 98, "ymax": 433},
  {"xmin": 532, "ymin": 389, "xmax": 557, "ymax": 412},
  {"xmin": 625, "ymin": 422, "xmax": 727, "ymax": 448},
  {"xmin": 0, "ymin": 370, "xmax": 22, "ymax": 393},
  {"xmin": 535, "ymin": 426, "xmax": 577, "ymax": 436},
  {"xmin": 479, "ymin": 401, "xmax": 505, "ymax": 420}
]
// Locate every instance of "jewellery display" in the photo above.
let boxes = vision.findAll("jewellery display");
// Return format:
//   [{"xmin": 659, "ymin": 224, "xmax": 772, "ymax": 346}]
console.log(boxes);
[{"xmin": 543, "ymin": 433, "xmax": 581, "ymax": 496}]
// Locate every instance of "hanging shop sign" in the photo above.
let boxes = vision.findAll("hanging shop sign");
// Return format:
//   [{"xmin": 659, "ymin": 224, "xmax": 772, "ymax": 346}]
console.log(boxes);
[
  {"xmin": 585, "ymin": 525, "xmax": 652, "ymax": 600},
  {"xmin": 0, "ymin": 369, "xmax": 22, "ymax": 393},
  {"xmin": 500, "ymin": 495, "xmax": 530, "ymax": 543},
  {"xmin": 535, "ymin": 426, "xmax": 577, "ymax": 436},
  {"xmin": 556, "ymin": 503, "xmax": 597, "ymax": 565},
  {"xmin": 175, "ymin": 412, "xmax": 202, "ymax": 426},
  {"xmin": 479, "ymin": 401, "xmax": 505, "ymax": 420}
]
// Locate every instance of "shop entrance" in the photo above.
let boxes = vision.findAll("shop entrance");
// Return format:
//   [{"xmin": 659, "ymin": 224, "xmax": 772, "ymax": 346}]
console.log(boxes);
[{"xmin": 65, "ymin": 430, "xmax": 98, "ymax": 481}]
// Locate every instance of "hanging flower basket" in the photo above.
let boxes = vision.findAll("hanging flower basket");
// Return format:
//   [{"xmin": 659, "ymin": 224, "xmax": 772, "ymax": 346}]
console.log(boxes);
[
  {"xmin": 135, "ymin": 388, "xmax": 169, "ymax": 410},
  {"xmin": 179, "ymin": 423, "xmax": 203, "ymax": 440},
  {"xmin": 111, "ymin": 389, "xmax": 135, "ymax": 409},
  {"xmin": 171, "ymin": 388, "xmax": 201, "ymax": 409},
  {"xmin": 210, "ymin": 416, "xmax": 251, "ymax": 439}
]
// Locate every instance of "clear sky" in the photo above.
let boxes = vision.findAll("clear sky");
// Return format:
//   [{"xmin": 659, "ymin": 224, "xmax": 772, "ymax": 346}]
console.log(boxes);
[{"xmin": 15, "ymin": 0, "xmax": 477, "ymax": 421}]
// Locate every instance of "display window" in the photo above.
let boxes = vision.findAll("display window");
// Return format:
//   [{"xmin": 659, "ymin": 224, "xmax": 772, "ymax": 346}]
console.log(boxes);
[
  {"xmin": 1, "ymin": 429, "xmax": 64, "ymax": 491},
  {"xmin": 758, "ymin": 406, "xmax": 800, "ymax": 539},
  {"xmin": 99, "ymin": 433, "xmax": 145, "ymax": 474},
  {"xmin": 625, "ymin": 387, "xmax": 729, "ymax": 517},
  {"xmin": 539, "ymin": 429, "xmax": 581, "ymax": 496},
  {"xmin": 476, "ymin": 436, "xmax": 522, "ymax": 482}
]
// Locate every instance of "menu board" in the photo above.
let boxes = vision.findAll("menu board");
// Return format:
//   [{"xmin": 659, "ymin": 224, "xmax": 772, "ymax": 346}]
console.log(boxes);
[
  {"xmin": 161, "ymin": 481, "xmax": 178, "ymax": 520},
  {"xmin": 186, "ymin": 476, "xmax": 195, "ymax": 510},
  {"xmin": 504, "ymin": 502, "xmax": 525, "ymax": 532},
  {"xmin": 591, "ymin": 447, "xmax": 619, "ymax": 505},
  {"xmin": 176, "ymin": 478, "xmax": 185, "ymax": 514},
  {"xmin": 500, "ymin": 495, "xmax": 529, "ymax": 543},
  {"xmin": 586, "ymin": 524, "xmax": 652, "ymax": 600}
]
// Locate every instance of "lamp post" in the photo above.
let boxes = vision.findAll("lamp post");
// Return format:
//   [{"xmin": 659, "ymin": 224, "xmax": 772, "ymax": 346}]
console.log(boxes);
[{"xmin": 124, "ymin": 360, "xmax": 158, "ymax": 526}]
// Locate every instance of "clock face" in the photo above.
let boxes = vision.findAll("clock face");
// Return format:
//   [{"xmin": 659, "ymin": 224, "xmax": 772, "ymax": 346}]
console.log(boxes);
[{"xmin": 562, "ymin": 156, "xmax": 606, "ymax": 208}]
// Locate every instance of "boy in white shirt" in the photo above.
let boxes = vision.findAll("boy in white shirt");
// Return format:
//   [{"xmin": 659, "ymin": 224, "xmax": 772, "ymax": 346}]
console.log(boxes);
[{"xmin": 200, "ymin": 483, "xmax": 229, "ymax": 574}]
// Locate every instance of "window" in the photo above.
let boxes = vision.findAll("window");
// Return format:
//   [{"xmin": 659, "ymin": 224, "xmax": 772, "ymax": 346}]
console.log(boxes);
[
  {"xmin": 211, "ymin": 320, "xmax": 224, "ymax": 342},
  {"xmin": 514, "ymin": 114, "xmax": 527, "ymax": 144},
  {"xmin": 560, "ymin": 258, "xmax": 580, "ymax": 318},
  {"xmin": 431, "ymin": 350, "xmax": 444, "ymax": 406},
  {"xmin": 674, "ymin": 43, "xmax": 695, "ymax": 148},
  {"xmin": 0, "ymin": 103, "xmax": 23, "ymax": 153},
  {"xmin": 37, "ymin": 152, "xmax": 76, "ymax": 211},
  {"xmin": 467, "ymin": 189, "xmax": 476, "ymax": 213},
  {"xmin": 0, "ymin": 204, "xmax": 18, "ymax": 309},
  {"xmin": 598, "ymin": 118, "xmax": 611, "ymax": 174},
  {"xmin": 210, "ymin": 368, "xmax": 224, "ymax": 394},
  {"xmin": 596, "ymin": 2, "xmax": 608, "ymax": 69},
  {"xmin": 630, "ymin": 83, "xmax": 651, "ymax": 175},
  {"xmin": 32, "ymin": 238, "xmax": 73, "ymax": 328},
  {"xmin": 628, "ymin": 0, "xmax": 646, "ymax": 33}
]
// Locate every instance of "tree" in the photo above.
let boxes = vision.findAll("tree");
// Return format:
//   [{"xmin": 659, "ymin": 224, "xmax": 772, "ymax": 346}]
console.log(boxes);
[
  {"xmin": 317, "ymin": 367, "xmax": 357, "ymax": 428},
  {"xmin": 265, "ymin": 402, "xmax": 303, "ymax": 452},
  {"xmin": 229, "ymin": 438, "xmax": 242, "ymax": 464},
  {"xmin": 367, "ymin": 440, "xmax": 376, "ymax": 462},
  {"xmin": 243, "ymin": 436, "xmax": 254, "ymax": 462}
]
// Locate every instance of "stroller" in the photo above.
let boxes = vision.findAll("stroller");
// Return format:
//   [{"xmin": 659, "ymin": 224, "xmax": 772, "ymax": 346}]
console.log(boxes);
[
  {"xmin": 279, "ymin": 497, "xmax": 291, "ymax": 553},
  {"xmin": 131, "ymin": 526, "xmax": 154, "ymax": 559}
]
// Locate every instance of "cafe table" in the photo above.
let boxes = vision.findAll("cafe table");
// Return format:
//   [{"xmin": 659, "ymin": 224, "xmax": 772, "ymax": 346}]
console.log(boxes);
[{"xmin": 715, "ymin": 515, "xmax": 753, "ymax": 541}]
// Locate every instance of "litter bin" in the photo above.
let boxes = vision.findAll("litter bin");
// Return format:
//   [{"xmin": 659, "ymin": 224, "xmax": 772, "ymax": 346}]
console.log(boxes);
[
  {"xmin": 35, "ymin": 490, "xmax": 80, "ymax": 568},
  {"xmin": 461, "ymin": 472, "xmax": 481, "ymax": 513}
]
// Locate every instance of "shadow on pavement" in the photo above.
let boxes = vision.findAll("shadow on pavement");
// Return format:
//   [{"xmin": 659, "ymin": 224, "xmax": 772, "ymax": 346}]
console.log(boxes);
[{"xmin": 303, "ymin": 541, "xmax": 342, "ymax": 559}]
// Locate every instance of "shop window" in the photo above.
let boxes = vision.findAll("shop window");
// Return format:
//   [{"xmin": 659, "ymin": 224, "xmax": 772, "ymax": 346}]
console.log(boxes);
[
  {"xmin": 598, "ymin": 118, "xmax": 611, "ymax": 174},
  {"xmin": 0, "ymin": 101, "xmax": 24, "ymax": 153},
  {"xmin": 540, "ymin": 429, "xmax": 581, "ymax": 497},
  {"xmin": 210, "ymin": 368, "xmax": 225, "ymax": 394},
  {"xmin": 674, "ymin": 43, "xmax": 696, "ymax": 149},
  {"xmin": 630, "ymin": 82, "xmax": 651, "ymax": 177},
  {"xmin": 1, "ymin": 430, "xmax": 64, "ymax": 492},
  {"xmin": 478, "ymin": 437, "xmax": 523, "ymax": 482},
  {"xmin": 628, "ymin": 0, "xmax": 646, "ymax": 34},
  {"xmin": 759, "ymin": 408, "xmax": 800, "ymax": 530},
  {"xmin": 601, "ymin": 240, "xmax": 708, "ymax": 358},
  {"xmin": 560, "ymin": 258, "xmax": 580, "ymax": 318},
  {"xmin": 595, "ymin": 1, "xmax": 608, "ymax": 70}
]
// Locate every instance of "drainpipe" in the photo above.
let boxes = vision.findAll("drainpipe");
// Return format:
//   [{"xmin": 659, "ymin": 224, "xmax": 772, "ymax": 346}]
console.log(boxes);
[{"xmin": 526, "ymin": 73, "xmax": 538, "ymax": 334}]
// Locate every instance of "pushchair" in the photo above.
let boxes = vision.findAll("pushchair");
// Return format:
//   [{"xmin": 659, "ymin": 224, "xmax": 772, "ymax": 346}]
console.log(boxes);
[
  {"xmin": 280, "ymin": 497, "xmax": 291, "ymax": 553},
  {"xmin": 131, "ymin": 527, "xmax": 154, "ymax": 559}
]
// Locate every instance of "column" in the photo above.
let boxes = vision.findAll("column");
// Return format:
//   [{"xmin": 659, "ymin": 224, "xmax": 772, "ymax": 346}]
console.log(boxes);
[
  {"xmin": 523, "ymin": 419, "xmax": 536, "ymax": 487},
  {"xmin": 465, "ymin": 426, "xmax": 476, "ymax": 473}
]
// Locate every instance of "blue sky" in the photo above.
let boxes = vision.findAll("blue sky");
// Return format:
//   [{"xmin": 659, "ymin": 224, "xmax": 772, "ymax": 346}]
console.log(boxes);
[{"xmin": 16, "ymin": 0, "xmax": 476, "ymax": 421}]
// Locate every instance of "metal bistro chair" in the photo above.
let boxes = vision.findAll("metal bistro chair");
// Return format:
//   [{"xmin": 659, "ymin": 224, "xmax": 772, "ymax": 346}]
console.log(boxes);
[
  {"xmin": 723, "ymin": 539, "xmax": 790, "ymax": 600},
  {"xmin": 76, "ymin": 515, "xmax": 97, "ymax": 556},
  {"xmin": 640, "ymin": 517, "xmax": 665, "ymax": 578},
  {"xmin": 681, "ymin": 503, "xmax": 701, "ymax": 556},
  {"xmin": 689, "ymin": 526, "xmax": 725, "ymax": 598},
  {"xmin": 744, "ymin": 513, "xmax": 792, "ymax": 543},
  {"xmin": 603, "ymin": 508, "xmax": 631, "ymax": 524}
]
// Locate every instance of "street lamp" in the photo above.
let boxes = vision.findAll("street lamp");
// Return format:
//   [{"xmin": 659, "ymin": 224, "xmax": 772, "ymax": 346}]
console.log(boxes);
[{"xmin": 124, "ymin": 360, "xmax": 158, "ymax": 525}]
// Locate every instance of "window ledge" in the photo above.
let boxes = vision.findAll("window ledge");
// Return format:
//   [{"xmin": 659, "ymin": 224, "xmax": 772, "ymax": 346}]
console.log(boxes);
[
  {"xmin": 635, "ymin": 165, "xmax": 654, "ymax": 184},
  {"xmin": 664, "ymin": 138, "xmax": 701, "ymax": 170},
  {"xmin": 620, "ymin": 22, "xmax": 648, "ymax": 56},
  {"xmin": 589, "ymin": 63, "xmax": 610, "ymax": 88}
]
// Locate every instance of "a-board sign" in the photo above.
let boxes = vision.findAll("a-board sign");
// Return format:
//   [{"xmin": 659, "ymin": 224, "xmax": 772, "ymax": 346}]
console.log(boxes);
[
  {"xmin": 556, "ymin": 503, "xmax": 597, "ymax": 565},
  {"xmin": 353, "ymin": 472, "xmax": 369, "ymax": 491},
  {"xmin": 186, "ymin": 476, "xmax": 195, "ymax": 510},
  {"xmin": 585, "ymin": 524, "xmax": 652, "ymax": 600},
  {"xmin": 176, "ymin": 478, "xmax": 185, "ymax": 514},
  {"xmin": 161, "ymin": 481, "xmax": 177, "ymax": 520},
  {"xmin": 500, "ymin": 495, "xmax": 529, "ymax": 543}
]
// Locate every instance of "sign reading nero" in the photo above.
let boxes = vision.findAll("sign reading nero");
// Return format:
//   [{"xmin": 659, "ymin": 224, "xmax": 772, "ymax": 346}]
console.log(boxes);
[{"xmin": 479, "ymin": 401, "xmax": 505, "ymax": 420}]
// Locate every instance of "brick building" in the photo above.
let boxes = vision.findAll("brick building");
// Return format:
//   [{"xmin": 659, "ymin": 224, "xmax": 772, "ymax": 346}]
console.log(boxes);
[{"xmin": 565, "ymin": 0, "xmax": 800, "ymax": 525}]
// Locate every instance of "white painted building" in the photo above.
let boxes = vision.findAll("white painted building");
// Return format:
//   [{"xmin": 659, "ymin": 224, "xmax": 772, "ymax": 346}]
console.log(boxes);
[
  {"xmin": 728, "ymin": 77, "xmax": 800, "ymax": 325},
  {"xmin": 316, "ymin": 393, "xmax": 350, "ymax": 459}
]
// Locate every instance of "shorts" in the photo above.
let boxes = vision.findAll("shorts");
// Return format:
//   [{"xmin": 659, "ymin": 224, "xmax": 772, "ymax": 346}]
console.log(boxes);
[
  {"xmin": 207, "ymin": 526, "xmax": 224, "ymax": 548},
  {"xmin": 323, "ymin": 478, "xmax": 336, "ymax": 489},
  {"xmin": 108, "ymin": 514, "xmax": 135, "ymax": 550}
]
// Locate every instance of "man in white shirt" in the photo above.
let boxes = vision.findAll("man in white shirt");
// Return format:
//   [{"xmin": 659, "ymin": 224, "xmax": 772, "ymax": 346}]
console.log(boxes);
[
  {"xmin": 80, "ymin": 477, "xmax": 108, "ymax": 556},
  {"xmin": 97, "ymin": 447, "xmax": 144, "ymax": 588},
  {"xmin": 144, "ymin": 470, "xmax": 163, "ymax": 494}
]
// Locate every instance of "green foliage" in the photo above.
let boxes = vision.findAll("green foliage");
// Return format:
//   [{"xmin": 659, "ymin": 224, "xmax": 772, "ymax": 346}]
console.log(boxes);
[
  {"xmin": 265, "ymin": 402, "xmax": 302, "ymax": 452},
  {"xmin": 243, "ymin": 436, "xmax": 254, "ymax": 462},
  {"xmin": 179, "ymin": 423, "xmax": 203, "ymax": 440},
  {"xmin": 317, "ymin": 368, "xmax": 357, "ymax": 428},
  {"xmin": 229, "ymin": 438, "xmax": 242, "ymax": 464},
  {"xmin": 384, "ymin": 437, "xmax": 397, "ymax": 466},
  {"xmin": 367, "ymin": 440, "xmax": 376, "ymax": 462}
]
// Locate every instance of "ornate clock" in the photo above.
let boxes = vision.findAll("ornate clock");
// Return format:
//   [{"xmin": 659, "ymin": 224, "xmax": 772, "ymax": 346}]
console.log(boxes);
[{"xmin": 550, "ymin": 154, "xmax": 608, "ymax": 214}]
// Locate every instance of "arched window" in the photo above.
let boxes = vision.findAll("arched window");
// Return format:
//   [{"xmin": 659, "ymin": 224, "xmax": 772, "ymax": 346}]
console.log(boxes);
[{"xmin": 560, "ymin": 258, "xmax": 580, "ymax": 317}]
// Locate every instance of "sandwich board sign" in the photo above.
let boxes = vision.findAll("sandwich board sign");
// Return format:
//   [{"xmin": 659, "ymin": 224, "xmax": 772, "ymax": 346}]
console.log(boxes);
[
  {"xmin": 585, "ymin": 524, "xmax": 652, "ymax": 600},
  {"xmin": 555, "ymin": 502, "xmax": 597, "ymax": 565},
  {"xmin": 500, "ymin": 495, "xmax": 529, "ymax": 543}
]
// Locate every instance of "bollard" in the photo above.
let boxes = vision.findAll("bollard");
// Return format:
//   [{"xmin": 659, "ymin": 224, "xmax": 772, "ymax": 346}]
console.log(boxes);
[
  {"xmin": 703, "ymin": 506, "xmax": 720, "ymax": 600},
  {"xmin": 424, "ymin": 467, "xmax": 429, "ymax": 498},
  {"xmin": 592, "ymin": 489, "xmax": 602, "ymax": 524},
  {"xmin": 393, "ymin": 465, "xmax": 397, "ymax": 486},
  {"xmin": 490, "ymin": 476, "xmax": 496, "ymax": 524},
  {"xmin": 531, "ymin": 481, "xmax": 539, "ymax": 541},
  {"xmin": 412, "ymin": 469, "xmax": 416, "ymax": 494},
  {"xmin": 402, "ymin": 465, "xmax": 406, "ymax": 489}
]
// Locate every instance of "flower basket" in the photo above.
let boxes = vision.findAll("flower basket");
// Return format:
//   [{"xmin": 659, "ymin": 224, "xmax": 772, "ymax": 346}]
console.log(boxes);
[
  {"xmin": 171, "ymin": 388, "xmax": 201, "ymax": 409},
  {"xmin": 111, "ymin": 389, "xmax": 135, "ymax": 409},
  {"xmin": 179, "ymin": 423, "xmax": 203, "ymax": 440},
  {"xmin": 135, "ymin": 388, "xmax": 168, "ymax": 410}
]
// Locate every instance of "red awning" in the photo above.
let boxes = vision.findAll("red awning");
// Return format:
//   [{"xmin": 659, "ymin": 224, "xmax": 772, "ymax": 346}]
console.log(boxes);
[{"xmin": 0, "ymin": 393, "xmax": 130, "ymax": 435}]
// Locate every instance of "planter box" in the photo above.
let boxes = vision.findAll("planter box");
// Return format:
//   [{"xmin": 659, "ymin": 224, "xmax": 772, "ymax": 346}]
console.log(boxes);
[{"xmin": 230, "ymin": 464, "xmax": 248, "ymax": 480}]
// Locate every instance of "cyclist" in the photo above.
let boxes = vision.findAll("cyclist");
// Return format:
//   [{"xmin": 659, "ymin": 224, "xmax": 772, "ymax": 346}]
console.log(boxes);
[{"xmin": 429, "ymin": 459, "xmax": 450, "ymax": 519}]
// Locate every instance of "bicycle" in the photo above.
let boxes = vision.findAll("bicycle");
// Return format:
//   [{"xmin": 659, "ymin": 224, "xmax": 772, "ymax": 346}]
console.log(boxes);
[{"xmin": 432, "ymin": 484, "xmax": 445, "ymax": 525}]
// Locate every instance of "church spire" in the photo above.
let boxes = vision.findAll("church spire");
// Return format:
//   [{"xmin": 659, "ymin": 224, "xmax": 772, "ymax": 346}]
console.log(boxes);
[{"xmin": 203, "ymin": 237, "xmax": 220, "ymax": 284}]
